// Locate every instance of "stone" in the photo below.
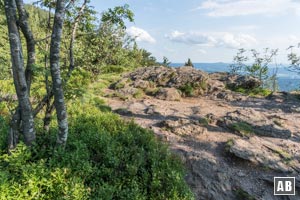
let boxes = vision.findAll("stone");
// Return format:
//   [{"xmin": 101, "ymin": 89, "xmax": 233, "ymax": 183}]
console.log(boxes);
[
  {"xmin": 210, "ymin": 72, "xmax": 261, "ymax": 90},
  {"xmin": 155, "ymin": 88, "xmax": 181, "ymax": 101},
  {"xmin": 229, "ymin": 136, "xmax": 300, "ymax": 173},
  {"xmin": 133, "ymin": 79, "xmax": 150, "ymax": 89},
  {"xmin": 162, "ymin": 119, "xmax": 207, "ymax": 136},
  {"xmin": 217, "ymin": 108, "xmax": 292, "ymax": 139}
]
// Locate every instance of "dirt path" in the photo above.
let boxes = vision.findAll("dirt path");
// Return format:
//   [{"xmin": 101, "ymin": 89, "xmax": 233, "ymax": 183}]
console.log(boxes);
[{"xmin": 105, "ymin": 92, "xmax": 300, "ymax": 200}]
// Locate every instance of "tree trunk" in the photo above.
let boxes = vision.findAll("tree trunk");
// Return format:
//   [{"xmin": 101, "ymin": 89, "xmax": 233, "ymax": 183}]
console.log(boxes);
[
  {"xmin": 49, "ymin": 0, "xmax": 68, "ymax": 145},
  {"xmin": 5, "ymin": 0, "xmax": 36, "ymax": 147},
  {"xmin": 15, "ymin": 0, "xmax": 35, "ymax": 94},
  {"xmin": 68, "ymin": 0, "xmax": 87, "ymax": 77},
  {"xmin": 44, "ymin": 102, "xmax": 55, "ymax": 133}
]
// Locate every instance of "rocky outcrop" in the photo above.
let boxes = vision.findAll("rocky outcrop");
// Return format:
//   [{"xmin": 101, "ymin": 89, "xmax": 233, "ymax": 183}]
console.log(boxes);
[
  {"xmin": 217, "ymin": 108, "xmax": 292, "ymax": 139},
  {"xmin": 111, "ymin": 66, "xmax": 226, "ymax": 99},
  {"xmin": 229, "ymin": 136, "xmax": 300, "ymax": 173}
]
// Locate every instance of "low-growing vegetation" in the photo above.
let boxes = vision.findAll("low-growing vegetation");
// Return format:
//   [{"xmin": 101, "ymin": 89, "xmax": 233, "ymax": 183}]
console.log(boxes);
[
  {"xmin": 229, "ymin": 122, "xmax": 254, "ymax": 137},
  {"xmin": 228, "ymin": 86, "xmax": 272, "ymax": 97},
  {"xmin": 0, "ymin": 101, "xmax": 194, "ymax": 200}
]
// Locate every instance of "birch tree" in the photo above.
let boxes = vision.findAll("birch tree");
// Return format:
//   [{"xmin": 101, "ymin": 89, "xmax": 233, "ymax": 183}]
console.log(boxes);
[
  {"xmin": 4, "ymin": 0, "xmax": 36, "ymax": 148},
  {"xmin": 49, "ymin": 0, "xmax": 69, "ymax": 145}
]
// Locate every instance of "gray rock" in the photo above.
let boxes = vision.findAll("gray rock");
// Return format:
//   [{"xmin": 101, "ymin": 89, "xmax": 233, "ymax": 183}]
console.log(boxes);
[
  {"xmin": 210, "ymin": 72, "xmax": 261, "ymax": 90},
  {"xmin": 133, "ymin": 79, "xmax": 150, "ymax": 89},
  {"xmin": 121, "ymin": 66, "xmax": 226, "ymax": 97},
  {"xmin": 162, "ymin": 118, "xmax": 207, "ymax": 136},
  {"xmin": 229, "ymin": 136, "xmax": 300, "ymax": 173},
  {"xmin": 217, "ymin": 108, "xmax": 292, "ymax": 139},
  {"xmin": 155, "ymin": 88, "xmax": 181, "ymax": 101}
]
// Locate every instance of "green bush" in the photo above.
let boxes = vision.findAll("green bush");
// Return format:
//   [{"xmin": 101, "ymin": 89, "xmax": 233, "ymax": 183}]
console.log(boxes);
[
  {"xmin": 179, "ymin": 83, "xmax": 194, "ymax": 97},
  {"xmin": 230, "ymin": 86, "xmax": 272, "ymax": 97},
  {"xmin": 0, "ymin": 101, "xmax": 194, "ymax": 200}
]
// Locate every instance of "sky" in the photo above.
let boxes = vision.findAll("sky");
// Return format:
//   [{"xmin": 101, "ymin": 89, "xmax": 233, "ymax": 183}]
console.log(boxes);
[{"xmin": 26, "ymin": 0, "xmax": 300, "ymax": 63}]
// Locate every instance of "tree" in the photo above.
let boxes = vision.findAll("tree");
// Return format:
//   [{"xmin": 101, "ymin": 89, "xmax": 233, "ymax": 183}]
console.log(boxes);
[
  {"xmin": 245, "ymin": 48, "xmax": 278, "ymax": 88},
  {"xmin": 4, "ymin": 0, "xmax": 71, "ymax": 148},
  {"xmin": 184, "ymin": 58, "xmax": 194, "ymax": 67},
  {"xmin": 49, "ymin": 0, "xmax": 69, "ymax": 145},
  {"xmin": 5, "ymin": 0, "xmax": 36, "ymax": 148},
  {"xmin": 229, "ymin": 48, "xmax": 278, "ymax": 90},
  {"xmin": 229, "ymin": 48, "xmax": 248, "ymax": 75},
  {"xmin": 162, "ymin": 56, "xmax": 171, "ymax": 67},
  {"xmin": 287, "ymin": 45, "xmax": 300, "ymax": 74}
]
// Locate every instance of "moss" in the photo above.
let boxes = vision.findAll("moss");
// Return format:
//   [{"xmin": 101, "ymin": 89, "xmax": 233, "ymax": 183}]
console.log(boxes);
[
  {"xmin": 273, "ymin": 119, "xmax": 283, "ymax": 127},
  {"xmin": 198, "ymin": 118, "xmax": 209, "ymax": 127},
  {"xmin": 273, "ymin": 148, "xmax": 292, "ymax": 162},
  {"xmin": 225, "ymin": 139, "xmax": 234, "ymax": 152},
  {"xmin": 229, "ymin": 122, "xmax": 254, "ymax": 137},
  {"xmin": 234, "ymin": 188, "xmax": 256, "ymax": 200}
]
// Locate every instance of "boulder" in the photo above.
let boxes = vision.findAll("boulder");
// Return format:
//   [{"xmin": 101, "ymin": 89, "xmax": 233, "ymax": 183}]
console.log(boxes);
[
  {"xmin": 226, "ymin": 75, "xmax": 261, "ymax": 90},
  {"xmin": 210, "ymin": 72, "xmax": 261, "ymax": 90},
  {"xmin": 229, "ymin": 136, "xmax": 300, "ymax": 173},
  {"xmin": 133, "ymin": 79, "xmax": 150, "ymax": 89},
  {"xmin": 217, "ymin": 108, "xmax": 292, "ymax": 139},
  {"xmin": 155, "ymin": 88, "xmax": 181, "ymax": 101}
]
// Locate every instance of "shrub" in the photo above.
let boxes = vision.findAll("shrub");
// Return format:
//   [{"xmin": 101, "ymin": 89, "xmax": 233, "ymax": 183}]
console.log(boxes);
[
  {"xmin": 230, "ymin": 86, "xmax": 272, "ymax": 97},
  {"xmin": 0, "ymin": 101, "xmax": 194, "ymax": 200},
  {"xmin": 179, "ymin": 83, "xmax": 194, "ymax": 97}
]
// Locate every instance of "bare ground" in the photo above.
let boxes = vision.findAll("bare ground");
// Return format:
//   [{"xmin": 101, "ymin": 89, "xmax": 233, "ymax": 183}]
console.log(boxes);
[{"xmin": 105, "ymin": 91, "xmax": 300, "ymax": 200}]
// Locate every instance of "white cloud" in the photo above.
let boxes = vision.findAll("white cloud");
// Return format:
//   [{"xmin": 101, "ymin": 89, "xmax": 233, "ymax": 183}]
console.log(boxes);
[
  {"xmin": 198, "ymin": 0, "xmax": 300, "ymax": 17},
  {"xmin": 166, "ymin": 31, "xmax": 258, "ymax": 49},
  {"xmin": 127, "ymin": 26, "xmax": 156, "ymax": 43}
]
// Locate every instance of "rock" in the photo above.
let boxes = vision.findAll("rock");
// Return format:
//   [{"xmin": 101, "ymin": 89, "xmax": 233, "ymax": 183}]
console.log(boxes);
[
  {"xmin": 120, "ymin": 66, "xmax": 226, "ymax": 97},
  {"xmin": 237, "ymin": 171, "xmax": 246, "ymax": 177},
  {"xmin": 215, "ymin": 90, "xmax": 248, "ymax": 102},
  {"xmin": 227, "ymin": 75, "xmax": 261, "ymax": 90},
  {"xmin": 217, "ymin": 108, "xmax": 292, "ymax": 139},
  {"xmin": 155, "ymin": 88, "xmax": 181, "ymax": 101},
  {"xmin": 210, "ymin": 72, "xmax": 261, "ymax": 90},
  {"xmin": 133, "ymin": 79, "xmax": 150, "ymax": 89},
  {"xmin": 116, "ymin": 87, "xmax": 139, "ymax": 98},
  {"xmin": 110, "ymin": 78, "xmax": 130, "ymax": 89},
  {"xmin": 144, "ymin": 105, "xmax": 163, "ymax": 115},
  {"xmin": 162, "ymin": 119, "xmax": 207, "ymax": 136},
  {"xmin": 229, "ymin": 136, "xmax": 300, "ymax": 173}
]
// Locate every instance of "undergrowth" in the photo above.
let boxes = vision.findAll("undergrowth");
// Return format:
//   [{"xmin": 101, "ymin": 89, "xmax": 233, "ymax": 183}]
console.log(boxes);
[{"xmin": 0, "ymin": 100, "xmax": 194, "ymax": 200}]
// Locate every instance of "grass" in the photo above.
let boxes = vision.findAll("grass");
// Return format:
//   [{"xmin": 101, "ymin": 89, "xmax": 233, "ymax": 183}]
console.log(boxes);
[
  {"xmin": 229, "ymin": 122, "xmax": 254, "ymax": 137},
  {"xmin": 229, "ymin": 86, "xmax": 272, "ymax": 97},
  {"xmin": 133, "ymin": 88, "xmax": 145, "ymax": 99}
]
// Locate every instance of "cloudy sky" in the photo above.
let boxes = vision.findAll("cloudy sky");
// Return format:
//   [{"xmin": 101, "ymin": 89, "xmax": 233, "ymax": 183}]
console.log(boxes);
[{"xmin": 27, "ymin": 0, "xmax": 300, "ymax": 63}]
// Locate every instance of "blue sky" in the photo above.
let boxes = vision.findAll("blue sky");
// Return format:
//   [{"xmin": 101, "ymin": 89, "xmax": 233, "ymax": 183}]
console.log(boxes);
[{"xmin": 27, "ymin": 0, "xmax": 300, "ymax": 63}]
